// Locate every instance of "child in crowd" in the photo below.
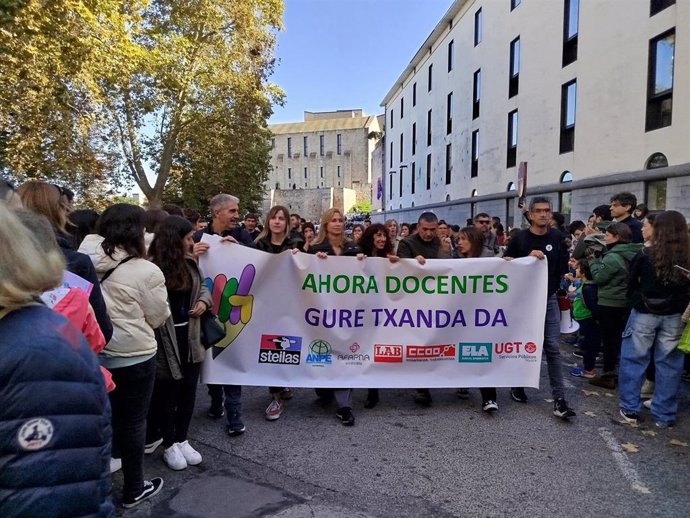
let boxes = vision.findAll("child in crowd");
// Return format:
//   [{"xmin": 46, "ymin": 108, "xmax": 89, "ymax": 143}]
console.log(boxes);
[{"xmin": 570, "ymin": 259, "xmax": 601, "ymax": 378}]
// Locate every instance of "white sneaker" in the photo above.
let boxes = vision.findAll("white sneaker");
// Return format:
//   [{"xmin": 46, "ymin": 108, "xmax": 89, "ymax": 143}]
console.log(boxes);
[
  {"xmin": 640, "ymin": 379, "xmax": 655, "ymax": 398},
  {"xmin": 163, "ymin": 443, "xmax": 187, "ymax": 470},
  {"xmin": 643, "ymin": 399, "xmax": 652, "ymax": 409},
  {"xmin": 177, "ymin": 440, "xmax": 202, "ymax": 466},
  {"xmin": 110, "ymin": 457, "xmax": 122, "ymax": 474},
  {"xmin": 265, "ymin": 398, "xmax": 284, "ymax": 421},
  {"xmin": 144, "ymin": 437, "xmax": 163, "ymax": 455}
]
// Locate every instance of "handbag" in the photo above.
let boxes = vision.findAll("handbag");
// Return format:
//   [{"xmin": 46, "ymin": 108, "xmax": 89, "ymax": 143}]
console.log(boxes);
[
  {"xmin": 677, "ymin": 323, "xmax": 690, "ymax": 354},
  {"xmin": 200, "ymin": 310, "xmax": 225, "ymax": 349},
  {"xmin": 643, "ymin": 296, "xmax": 675, "ymax": 315}
]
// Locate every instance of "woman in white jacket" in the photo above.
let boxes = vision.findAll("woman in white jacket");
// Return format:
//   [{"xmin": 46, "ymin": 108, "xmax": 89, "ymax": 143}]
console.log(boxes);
[{"xmin": 79, "ymin": 203, "xmax": 170, "ymax": 509}]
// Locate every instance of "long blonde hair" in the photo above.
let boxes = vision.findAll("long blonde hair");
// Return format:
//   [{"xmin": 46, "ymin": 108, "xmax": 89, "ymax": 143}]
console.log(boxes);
[
  {"xmin": 312, "ymin": 208, "xmax": 345, "ymax": 247},
  {"xmin": 16, "ymin": 180, "xmax": 68, "ymax": 233},
  {"xmin": 0, "ymin": 204, "xmax": 65, "ymax": 311}
]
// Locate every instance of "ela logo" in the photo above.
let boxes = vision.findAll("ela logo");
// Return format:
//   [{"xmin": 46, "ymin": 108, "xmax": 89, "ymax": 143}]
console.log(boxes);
[
  {"xmin": 258, "ymin": 335, "xmax": 302, "ymax": 365},
  {"xmin": 458, "ymin": 342, "xmax": 493, "ymax": 363},
  {"xmin": 306, "ymin": 339, "xmax": 332, "ymax": 366},
  {"xmin": 374, "ymin": 345, "xmax": 403, "ymax": 363}
]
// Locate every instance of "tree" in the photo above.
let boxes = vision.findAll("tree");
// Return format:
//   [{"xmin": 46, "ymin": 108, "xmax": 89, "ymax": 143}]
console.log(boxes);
[{"xmin": 0, "ymin": 0, "xmax": 283, "ymax": 208}]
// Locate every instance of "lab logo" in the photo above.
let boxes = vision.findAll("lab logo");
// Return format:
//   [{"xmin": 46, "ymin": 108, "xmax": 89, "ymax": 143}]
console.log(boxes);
[
  {"xmin": 374, "ymin": 344, "xmax": 403, "ymax": 363},
  {"xmin": 306, "ymin": 339, "xmax": 332, "ymax": 366},
  {"xmin": 17, "ymin": 418, "xmax": 54, "ymax": 451},
  {"xmin": 259, "ymin": 335, "xmax": 302, "ymax": 365},
  {"xmin": 458, "ymin": 342, "xmax": 492, "ymax": 363}
]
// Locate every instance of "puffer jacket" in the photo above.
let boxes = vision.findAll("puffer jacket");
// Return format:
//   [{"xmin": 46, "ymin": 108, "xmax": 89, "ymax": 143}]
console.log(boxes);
[
  {"xmin": 590, "ymin": 242, "xmax": 643, "ymax": 308},
  {"xmin": 79, "ymin": 234, "xmax": 169, "ymax": 358},
  {"xmin": 155, "ymin": 256, "xmax": 213, "ymax": 380},
  {"xmin": 0, "ymin": 305, "xmax": 113, "ymax": 518}
]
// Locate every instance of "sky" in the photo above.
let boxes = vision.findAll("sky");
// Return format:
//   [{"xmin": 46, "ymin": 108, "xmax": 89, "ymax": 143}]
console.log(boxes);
[{"xmin": 268, "ymin": 0, "xmax": 454, "ymax": 123}]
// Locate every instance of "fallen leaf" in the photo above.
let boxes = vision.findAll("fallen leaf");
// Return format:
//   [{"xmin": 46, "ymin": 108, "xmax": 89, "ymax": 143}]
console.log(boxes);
[
  {"xmin": 544, "ymin": 398, "xmax": 554, "ymax": 403},
  {"xmin": 582, "ymin": 390, "xmax": 600, "ymax": 396},
  {"xmin": 603, "ymin": 393, "xmax": 615, "ymax": 398},
  {"xmin": 669, "ymin": 439, "xmax": 688, "ymax": 447},
  {"xmin": 618, "ymin": 419, "xmax": 639, "ymax": 428},
  {"xmin": 641, "ymin": 430, "xmax": 657, "ymax": 437},
  {"xmin": 584, "ymin": 411, "xmax": 597, "ymax": 417},
  {"xmin": 621, "ymin": 442, "xmax": 640, "ymax": 453}
]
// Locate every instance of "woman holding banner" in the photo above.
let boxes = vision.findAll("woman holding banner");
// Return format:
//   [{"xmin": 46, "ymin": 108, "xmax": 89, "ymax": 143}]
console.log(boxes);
[
  {"xmin": 254, "ymin": 205, "xmax": 303, "ymax": 421},
  {"xmin": 457, "ymin": 226, "xmax": 499, "ymax": 413},
  {"xmin": 309, "ymin": 208, "xmax": 361, "ymax": 426}
]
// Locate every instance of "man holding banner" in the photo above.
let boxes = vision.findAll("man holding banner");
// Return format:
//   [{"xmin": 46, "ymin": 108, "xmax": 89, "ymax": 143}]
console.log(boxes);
[{"xmin": 504, "ymin": 197, "xmax": 576, "ymax": 420}]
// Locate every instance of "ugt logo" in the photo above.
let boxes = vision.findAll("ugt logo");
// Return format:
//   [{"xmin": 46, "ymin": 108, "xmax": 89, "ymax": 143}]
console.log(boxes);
[{"xmin": 204, "ymin": 265, "xmax": 255, "ymax": 358}]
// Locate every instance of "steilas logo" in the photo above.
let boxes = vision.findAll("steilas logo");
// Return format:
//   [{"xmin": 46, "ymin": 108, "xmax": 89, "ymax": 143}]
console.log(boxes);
[
  {"xmin": 258, "ymin": 335, "xmax": 302, "ymax": 365},
  {"xmin": 374, "ymin": 345, "xmax": 403, "ymax": 363}
]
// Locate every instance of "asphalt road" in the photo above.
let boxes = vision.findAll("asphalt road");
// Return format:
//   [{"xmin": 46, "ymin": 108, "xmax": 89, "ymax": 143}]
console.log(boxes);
[{"xmin": 117, "ymin": 340, "xmax": 690, "ymax": 518}]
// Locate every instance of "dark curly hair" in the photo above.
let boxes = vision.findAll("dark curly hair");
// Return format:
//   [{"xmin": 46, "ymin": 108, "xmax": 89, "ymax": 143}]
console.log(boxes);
[
  {"xmin": 650, "ymin": 210, "xmax": 690, "ymax": 284},
  {"xmin": 97, "ymin": 204, "xmax": 146, "ymax": 259},
  {"xmin": 359, "ymin": 223, "xmax": 393, "ymax": 257},
  {"xmin": 149, "ymin": 216, "xmax": 193, "ymax": 290}
]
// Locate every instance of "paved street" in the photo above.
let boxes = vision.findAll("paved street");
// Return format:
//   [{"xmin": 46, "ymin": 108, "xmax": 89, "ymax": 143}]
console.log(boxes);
[{"xmin": 119, "ymin": 340, "xmax": 690, "ymax": 518}]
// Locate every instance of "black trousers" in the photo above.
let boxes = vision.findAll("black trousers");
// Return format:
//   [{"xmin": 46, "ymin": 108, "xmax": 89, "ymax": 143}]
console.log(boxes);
[
  {"xmin": 109, "ymin": 357, "xmax": 156, "ymax": 501},
  {"xmin": 147, "ymin": 362, "xmax": 202, "ymax": 448},
  {"xmin": 596, "ymin": 306, "xmax": 630, "ymax": 373}
]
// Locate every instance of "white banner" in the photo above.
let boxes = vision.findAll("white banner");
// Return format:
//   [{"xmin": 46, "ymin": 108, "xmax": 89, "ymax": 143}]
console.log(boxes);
[{"xmin": 199, "ymin": 235, "xmax": 547, "ymax": 388}]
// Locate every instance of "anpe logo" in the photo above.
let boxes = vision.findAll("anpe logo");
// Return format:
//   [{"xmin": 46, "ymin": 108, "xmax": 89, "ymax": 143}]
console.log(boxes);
[
  {"xmin": 374, "ymin": 344, "xmax": 403, "ymax": 363},
  {"xmin": 525, "ymin": 342, "xmax": 537, "ymax": 354},
  {"xmin": 458, "ymin": 342, "xmax": 492, "ymax": 363},
  {"xmin": 258, "ymin": 335, "xmax": 302, "ymax": 365},
  {"xmin": 405, "ymin": 344, "xmax": 456, "ymax": 362},
  {"xmin": 306, "ymin": 339, "xmax": 332, "ymax": 366}
]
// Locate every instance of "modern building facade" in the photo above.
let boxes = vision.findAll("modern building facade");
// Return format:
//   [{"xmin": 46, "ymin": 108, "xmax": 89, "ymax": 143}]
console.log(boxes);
[
  {"xmin": 376, "ymin": 0, "xmax": 689, "ymax": 227},
  {"xmin": 265, "ymin": 110, "xmax": 381, "ymax": 221}
]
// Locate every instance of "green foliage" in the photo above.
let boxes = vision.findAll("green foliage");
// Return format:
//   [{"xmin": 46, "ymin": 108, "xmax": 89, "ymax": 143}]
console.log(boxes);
[
  {"xmin": 349, "ymin": 200, "xmax": 371, "ymax": 214},
  {"xmin": 0, "ymin": 0, "xmax": 284, "ymax": 209}
]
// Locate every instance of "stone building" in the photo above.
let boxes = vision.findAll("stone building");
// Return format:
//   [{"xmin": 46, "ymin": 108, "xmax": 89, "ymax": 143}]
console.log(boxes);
[
  {"xmin": 264, "ymin": 110, "xmax": 381, "ymax": 222},
  {"xmin": 376, "ymin": 0, "xmax": 690, "ymax": 227}
]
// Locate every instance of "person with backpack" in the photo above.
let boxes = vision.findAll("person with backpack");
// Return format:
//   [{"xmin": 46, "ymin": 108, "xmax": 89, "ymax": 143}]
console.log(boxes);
[{"xmin": 588, "ymin": 223, "xmax": 643, "ymax": 389}]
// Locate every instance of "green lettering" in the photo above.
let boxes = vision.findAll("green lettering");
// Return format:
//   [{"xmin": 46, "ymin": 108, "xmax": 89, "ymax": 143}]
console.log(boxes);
[
  {"xmin": 421, "ymin": 276, "xmax": 435, "ymax": 294},
  {"xmin": 495, "ymin": 274, "xmax": 509, "ymax": 293},
  {"xmin": 451, "ymin": 275, "xmax": 466, "ymax": 294},
  {"xmin": 483, "ymin": 275, "xmax": 494, "ymax": 293},
  {"xmin": 366, "ymin": 276, "xmax": 379, "ymax": 294},
  {"xmin": 437, "ymin": 275, "xmax": 449, "ymax": 294},
  {"xmin": 386, "ymin": 276, "xmax": 401, "ymax": 293},
  {"xmin": 302, "ymin": 273, "xmax": 317, "ymax": 292}
]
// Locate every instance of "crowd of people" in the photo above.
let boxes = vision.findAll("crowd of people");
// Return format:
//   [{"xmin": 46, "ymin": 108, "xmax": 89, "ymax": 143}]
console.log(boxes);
[{"xmin": 1, "ymin": 177, "xmax": 689, "ymax": 515}]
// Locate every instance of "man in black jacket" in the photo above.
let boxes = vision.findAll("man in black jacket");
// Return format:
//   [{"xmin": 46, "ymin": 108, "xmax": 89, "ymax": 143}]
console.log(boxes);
[{"xmin": 610, "ymin": 191, "xmax": 643, "ymax": 244}]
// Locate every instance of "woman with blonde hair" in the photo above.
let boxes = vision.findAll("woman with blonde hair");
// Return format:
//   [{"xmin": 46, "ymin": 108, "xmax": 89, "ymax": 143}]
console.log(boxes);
[
  {"xmin": 0, "ymin": 203, "xmax": 114, "ymax": 517},
  {"xmin": 308, "ymin": 207, "xmax": 361, "ymax": 426},
  {"xmin": 17, "ymin": 180, "xmax": 112, "ymax": 343}
]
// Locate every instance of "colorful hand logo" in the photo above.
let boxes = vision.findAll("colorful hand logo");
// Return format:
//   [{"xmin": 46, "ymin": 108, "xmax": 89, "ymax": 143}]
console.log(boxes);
[{"xmin": 205, "ymin": 264, "xmax": 256, "ymax": 358}]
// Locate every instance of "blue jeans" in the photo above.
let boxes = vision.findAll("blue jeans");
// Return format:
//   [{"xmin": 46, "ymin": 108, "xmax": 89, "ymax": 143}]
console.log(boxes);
[
  {"xmin": 544, "ymin": 295, "xmax": 566, "ymax": 400},
  {"xmin": 618, "ymin": 310, "xmax": 685, "ymax": 425}
]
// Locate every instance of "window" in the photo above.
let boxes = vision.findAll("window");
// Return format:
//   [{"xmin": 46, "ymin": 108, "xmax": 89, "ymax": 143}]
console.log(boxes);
[
  {"xmin": 320, "ymin": 166, "xmax": 324, "ymax": 178},
  {"xmin": 413, "ymin": 82, "xmax": 417, "ymax": 106},
  {"xmin": 474, "ymin": 8, "xmax": 482, "ymax": 46},
  {"xmin": 390, "ymin": 141, "xmax": 394, "ymax": 168},
  {"xmin": 303, "ymin": 136, "xmax": 308, "ymax": 155},
  {"xmin": 560, "ymin": 80, "xmax": 576, "ymax": 153},
  {"xmin": 337, "ymin": 133, "xmax": 342, "ymax": 154},
  {"xmin": 448, "ymin": 40, "xmax": 454, "ymax": 72},
  {"xmin": 509, "ymin": 37, "xmax": 520, "ymax": 97},
  {"xmin": 446, "ymin": 92, "xmax": 453, "ymax": 134},
  {"xmin": 506, "ymin": 183, "xmax": 517, "ymax": 229},
  {"xmin": 511, "ymin": 0, "xmax": 521, "ymax": 10},
  {"xmin": 428, "ymin": 63, "xmax": 433, "ymax": 91},
  {"xmin": 646, "ymin": 29, "xmax": 675, "ymax": 131},
  {"xmin": 271, "ymin": 138, "xmax": 275, "ymax": 148},
  {"xmin": 399, "ymin": 133, "xmax": 404, "ymax": 162},
  {"xmin": 288, "ymin": 167, "xmax": 291, "ymax": 179},
  {"xmin": 426, "ymin": 153, "xmax": 432, "ymax": 190},
  {"xmin": 400, "ymin": 97, "xmax": 404, "ymax": 118},
  {"xmin": 389, "ymin": 172, "xmax": 394, "ymax": 200},
  {"xmin": 563, "ymin": 0, "xmax": 579, "ymax": 66},
  {"xmin": 411, "ymin": 161, "xmax": 416, "ymax": 194},
  {"xmin": 646, "ymin": 152, "xmax": 668, "ymax": 169},
  {"xmin": 399, "ymin": 167, "xmax": 403, "ymax": 197},
  {"xmin": 319, "ymin": 135, "xmax": 324, "ymax": 156},
  {"xmin": 412, "ymin": 122, "xmax": 417, "ymax": 155},
  {"xmin": 445, "ymin": 143, "xmax": 452, "ymax": 185},
  {"xmin": 304, "ymin": 167, "xmax": 308, "ymax": 179},
  {"xmin": 337, "ymin": 165, "xmax": 341, "ymax": 177},
  {"xmin": 559, "ymin": 172, "xmax": 573, "ymax": 224},
  {"xmin": 287, "ymin": 137, "xmax": 292, "ymax": 157},
  {"xmin": 471, "ymin": 130, "xmax": 479, "ymax": 178},
  {"xmin": 390, "ymin": 109, "xmax": 394, "ymax": 129},
  {"xmin": 427, "ymin": 109, "xmax": 432, "ymax": 146},
  {"xmin": 507, "ymin": 110, "xmax": 518, "ymax": 168},
  {"xmin": 473, "ymin": 69, "xmax": 481, "ymax": 119},
  {"xmin": 646, "ymin": 180, "xmax": 667, "ymax": 210},
  {"xmin": 651, "ymin": 0, "xmax": 675, "ymax": 16}
]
